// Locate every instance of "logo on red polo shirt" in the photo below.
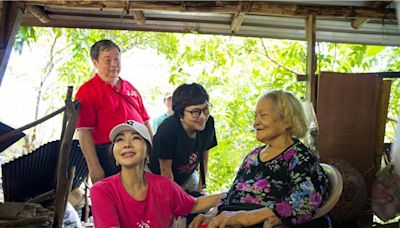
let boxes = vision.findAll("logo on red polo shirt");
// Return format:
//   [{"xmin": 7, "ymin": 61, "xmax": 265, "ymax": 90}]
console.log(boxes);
[
  {"xmin": 137, "ymin": 220, "xmax": 150, "ymax": 227},
  {"xmin": 126, "ymin": 90, "xmax": 138, "ymax": 97}
]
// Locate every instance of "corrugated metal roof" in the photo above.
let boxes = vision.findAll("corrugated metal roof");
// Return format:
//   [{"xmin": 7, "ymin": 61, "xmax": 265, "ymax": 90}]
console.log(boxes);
[
  {"xmin": 18, "ymin": 1, "xmax": 400, "ymax": 46},
  {"xmin": 2, "ymin": 140, "xmax": 88, "ymax": 202}
]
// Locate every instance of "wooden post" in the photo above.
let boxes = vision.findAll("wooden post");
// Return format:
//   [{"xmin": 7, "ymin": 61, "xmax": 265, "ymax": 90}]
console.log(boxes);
[
  {"xmin": 305, "ymin": 13, "xmax": 317, "ymax": 108},
  {"xmin": 375, "ymin": 80, "xmax": 391, "ymax": 168},
  {"xmin": 0, "ymin": 2, "xmax": 23, "ymax": 87},
  {"xmin": 53, "ymin": 87, "xmax": 78, "ymax": 227}
]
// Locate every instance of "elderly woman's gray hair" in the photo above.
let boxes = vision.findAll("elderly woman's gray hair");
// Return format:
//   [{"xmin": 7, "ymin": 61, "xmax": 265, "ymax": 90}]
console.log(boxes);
[{"xmin": 261, "ymin": 90, "xmax": 308, "ymax": 139}]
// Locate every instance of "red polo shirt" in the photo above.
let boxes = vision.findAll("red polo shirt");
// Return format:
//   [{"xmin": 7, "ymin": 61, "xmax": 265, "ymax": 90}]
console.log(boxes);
[{"xmin": 75, "ymin": 74, "xmax": 150, "ymax": 144}]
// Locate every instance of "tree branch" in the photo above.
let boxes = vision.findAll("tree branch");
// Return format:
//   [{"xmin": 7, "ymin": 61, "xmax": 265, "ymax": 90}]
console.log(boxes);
[{"xmin": 259, "ymin": 39, "xmax": 303, "ymax": 76}]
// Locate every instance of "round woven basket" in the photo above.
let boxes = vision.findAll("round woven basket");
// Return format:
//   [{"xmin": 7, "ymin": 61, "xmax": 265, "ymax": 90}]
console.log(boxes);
[{"xmin": 321, "ymin": 157, "xmax": 368, "ymax": 224}]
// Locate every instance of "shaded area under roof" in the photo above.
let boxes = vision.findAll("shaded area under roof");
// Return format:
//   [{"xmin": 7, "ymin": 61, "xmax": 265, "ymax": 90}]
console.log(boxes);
[{"xmin": 18, "ymin": 1, "xmax": 400, "ymax": 46}]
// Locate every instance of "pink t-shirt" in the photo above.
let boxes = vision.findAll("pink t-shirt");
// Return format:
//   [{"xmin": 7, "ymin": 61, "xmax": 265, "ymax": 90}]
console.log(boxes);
[
  {"xmin": 75, "ymin": 74, "xmax": 150, "ymax": 144},
  {"xmin": 90, "ymin": 172, "xmax": 195, "ymax": 228}
]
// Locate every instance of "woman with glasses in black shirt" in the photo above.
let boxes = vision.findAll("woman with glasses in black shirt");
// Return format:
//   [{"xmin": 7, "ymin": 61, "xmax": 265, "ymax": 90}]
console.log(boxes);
[{"xmin": 148, "ymin": 83, "xmax": 217, "ymax": 193}]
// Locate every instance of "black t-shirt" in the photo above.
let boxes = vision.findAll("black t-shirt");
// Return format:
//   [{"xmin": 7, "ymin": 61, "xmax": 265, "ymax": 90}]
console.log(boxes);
[{"xmin": 148, "ymin": 114, "xmax": 217, "ymax": 185}]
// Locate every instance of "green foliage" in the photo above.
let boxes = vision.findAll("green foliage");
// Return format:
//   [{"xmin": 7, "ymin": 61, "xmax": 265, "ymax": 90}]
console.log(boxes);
[
  {"xmin": 384, "ymin": 46, "xmax": 400, "ymax": 141},
  {"xmin": 14, "ymin": 26, "xmax": 37, "ymax": 54},
  {"xmin": 12, "ymin": 27, "xmax": 400, "ymax": 193}
]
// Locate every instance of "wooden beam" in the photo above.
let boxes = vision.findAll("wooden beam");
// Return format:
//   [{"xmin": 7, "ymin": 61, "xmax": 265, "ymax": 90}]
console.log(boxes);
[
  {"xmin": 351, "ymin": 1, "xmax": 392, "ymax": 29},
  {"xmin": 132, "ymin": 10, "xmax": 145, "ymax": 25},
  {"xmin": 375, "ymin": 71, "xmax": 400, "ymax": 78},
  {"xmin": 27, "ymin": 5, "xmax": 49, "ymax": 23},
  {"xmin": 23, "ymin": 1, "xmax": 397, "ymax": 21},
  {"xmin": 298, "ymin": 72, "xmax": 400, "ymax": 81},
  {"xmin": 230, "ymin": 12, "xmax": 245, "ymax": 33},
  {"xmin": 0, "ymin": 101, "xmax": 79, "ymax": 144},
  {"xmin": 27, "ymin": 190, "xmax": 56, "ymax": 204},
  {"xmin": 305, "ymin": 13, "xmax": 317, "ymax": 108},
  {"xmin": 0, "ymin": 2, "xmax": 23, "ymax": 87}
]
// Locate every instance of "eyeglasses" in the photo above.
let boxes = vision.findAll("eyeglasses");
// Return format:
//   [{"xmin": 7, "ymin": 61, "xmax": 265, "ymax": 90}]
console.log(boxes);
[{"xmin": 184, "ymin": 104, "xmax": 212, "ymax": 119}]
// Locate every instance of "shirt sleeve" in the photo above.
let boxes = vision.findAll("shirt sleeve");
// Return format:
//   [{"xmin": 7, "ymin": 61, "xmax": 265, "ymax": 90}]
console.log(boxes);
[
  {"xmin": 75, "ymin": 84, "xmax": 97, "ymax": 129},
  {"xmin": 90, "ymin": 183, "xmax": 120, "ymax": 228},
  {"xmin": 170, "ymin": 180, "xmax": 196, "ymax": 217},
  {"xmin": 217, "ymin": 152, "xmax": 253, "ymax": 208},
  {"xmin": 272, "ymin": 149, "xmax": 328, "ymax": 225},
  {"xmin": 205, "ymin": 116, "xmax": 218, "ymax": 151},
  {"xmin": 153, "ymin": 118, "xmax": 177, "ymax": 159}
]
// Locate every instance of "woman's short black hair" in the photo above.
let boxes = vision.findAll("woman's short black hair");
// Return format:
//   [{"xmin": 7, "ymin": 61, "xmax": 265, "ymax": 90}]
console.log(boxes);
[{"xmin": 172, "ymin": 83, "xmax": 209, "ymax": 117}]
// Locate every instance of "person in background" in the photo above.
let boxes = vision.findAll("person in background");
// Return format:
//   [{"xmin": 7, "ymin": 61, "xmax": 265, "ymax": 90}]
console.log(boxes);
[
  {"xmin": 75, "ymin": 39, "xmax": 153, "ymax": 184},
  {"xmin": 90, "ymin": 120, "xmax": 221, "ymax": 227},
  {"xmin": 148, "ymin": 83, "xmax": 217, "ymax": 193},
  {"xmin": 152, "ymin": 91, "xmax": 174, "ymax": 133},
  {"xmin": 190, "ymin": 90, "xmax": 331, "ymax": 228}
]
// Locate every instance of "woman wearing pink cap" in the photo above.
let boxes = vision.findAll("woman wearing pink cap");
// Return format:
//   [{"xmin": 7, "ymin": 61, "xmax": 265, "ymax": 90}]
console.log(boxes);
[{"xmin": 90, "ymin": 120, "xmax": 221, "ymax": 228}]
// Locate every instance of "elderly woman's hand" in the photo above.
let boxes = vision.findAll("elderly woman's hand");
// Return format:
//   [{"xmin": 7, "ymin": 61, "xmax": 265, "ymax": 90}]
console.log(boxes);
[
  {"xmin": 206, "ymin": 210, "xmax": 249, "ymax": 228},
  {"xmin": 190, "ymin": 207, "xmax": 279, "ymax": 228},
  {"xmin": 189, "ymin": 213, "xmax": 213, "ymax": 228}
]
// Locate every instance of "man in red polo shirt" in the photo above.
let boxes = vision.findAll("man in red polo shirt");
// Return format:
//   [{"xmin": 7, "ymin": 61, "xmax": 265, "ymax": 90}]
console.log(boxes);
[{"xmin": 75, "ymin": 39, "xmax": 153, "ymax": 184}]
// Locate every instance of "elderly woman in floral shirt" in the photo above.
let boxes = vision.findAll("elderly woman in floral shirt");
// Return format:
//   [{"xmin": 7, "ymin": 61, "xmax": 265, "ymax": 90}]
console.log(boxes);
[{"xmin": 190, "ymin": 90, "xmax": 331, "ymax": 228}]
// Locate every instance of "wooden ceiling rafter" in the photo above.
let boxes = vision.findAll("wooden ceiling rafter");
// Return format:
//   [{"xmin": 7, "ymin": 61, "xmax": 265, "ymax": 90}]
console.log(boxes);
[
  {"xmin": 123, "ymin": 1, "xmax": 146, "ymax": 26},
  {"xmin": 132, "ymin": 10, "xmax": 145, "ymax": 25},
  {"xmin": 230, "ymin": 2, "xmax": 252, "ymax": 34},
  {"xmin": 351, "ymin": 0, "xmax": 393, "ymax": 29},
  {"xmin": 27, "ymin": 5, "xmax": 49, "ymax": 24},
  {"xmin": 23, "ymin": 1, "xmax": 397, "ymax": 21},
  {"xmin": 230, "ymin": 12, "xmax": 245, "ymax": 33}
]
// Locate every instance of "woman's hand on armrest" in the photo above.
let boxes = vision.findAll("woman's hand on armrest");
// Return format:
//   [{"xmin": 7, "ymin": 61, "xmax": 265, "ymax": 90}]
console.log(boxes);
[
  {"xmin": 188, "ymin": 208, "xmax": 218, "ymax": 228},
  {"xmin": 188, "ymin": 213, "xmax": 212, "ymax": 228},
  {"xmin": 205, "ymin": 207, "xmax": 277, "ymax": 228}
]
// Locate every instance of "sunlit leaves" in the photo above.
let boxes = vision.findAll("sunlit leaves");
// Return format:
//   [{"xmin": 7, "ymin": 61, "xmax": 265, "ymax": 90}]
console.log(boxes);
[{"xmin": 14, "ymin": 26, "xmax": 37, "ymax": 54}]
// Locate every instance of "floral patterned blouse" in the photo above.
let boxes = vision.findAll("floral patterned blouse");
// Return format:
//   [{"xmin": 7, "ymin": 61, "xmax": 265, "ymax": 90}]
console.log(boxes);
[{"xmin": 218, "ymin": 140, "xmax": 330, "ymax": 226}]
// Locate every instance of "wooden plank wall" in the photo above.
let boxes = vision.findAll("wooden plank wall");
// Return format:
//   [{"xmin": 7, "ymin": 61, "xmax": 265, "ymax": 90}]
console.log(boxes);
[
  {"xmin": 316, "ymin": 72, "xmax": 391, "ymax": 227},
  {"xmin": 317, "ymin": 72, "xmax": 387, "ymax": 191}
]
